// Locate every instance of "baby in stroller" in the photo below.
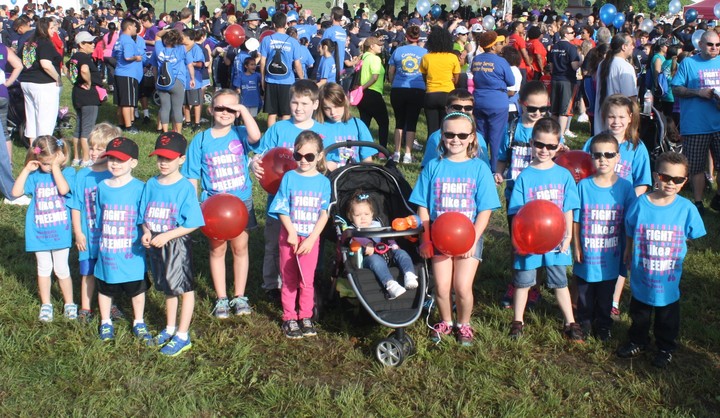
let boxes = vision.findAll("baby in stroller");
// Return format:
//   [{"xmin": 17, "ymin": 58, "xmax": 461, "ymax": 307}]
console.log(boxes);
[{"xmin": 345, "ymin": 191, "xmax": 419, "ymax": 299}]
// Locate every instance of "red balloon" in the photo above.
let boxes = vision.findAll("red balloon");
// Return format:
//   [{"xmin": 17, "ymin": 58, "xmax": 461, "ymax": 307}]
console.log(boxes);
[
  {"xmin": 555, "ymin": 150, "xmax": 596, "ymax": 184},
  {"xmin": 258, "ymin": 148, "xmax": 298, "ymax": 194},
  {"xmin": 201, "ymin": 194, "xmax": 249, "ymax": 241},
  {"xmin": 431, "ymin": 212, "xmax": 476, "ymax": 256},
  {"xmin": 259, "ymin": 29, "xmax": 275, "ymax": 42},
  {"xmin": 512, "ymin": 200, "xmax": 565, "ymax": 255},
  {"xmin": 225, "ymin": 24, "xmax": 246, "ymax": 48}
]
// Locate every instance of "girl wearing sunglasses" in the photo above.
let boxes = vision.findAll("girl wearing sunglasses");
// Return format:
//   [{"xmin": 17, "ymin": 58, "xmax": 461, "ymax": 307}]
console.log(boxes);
[{"xmin": 410, "ymin": 112, "xmax": 500, "ymax": 346}]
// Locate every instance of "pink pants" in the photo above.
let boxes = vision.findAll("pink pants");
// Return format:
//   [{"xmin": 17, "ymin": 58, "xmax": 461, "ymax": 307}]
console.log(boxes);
[{"xmin": 279, "ymin": 228, "xmax": 319, "ymax": 321}]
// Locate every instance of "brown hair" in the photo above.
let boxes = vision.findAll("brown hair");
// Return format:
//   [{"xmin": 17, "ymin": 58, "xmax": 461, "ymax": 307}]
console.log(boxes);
[
  {"xmin": 346, "ymin": 190, "xmax": 376, "ymax": 220},
  {"xmin": 290, "ymin": 79, "xmax": 320, "ymax": 102},
  {"xmin": 655, "ymin": 151, "xmax": 688, "ymax": 176},
  {"xmin": 531, "ymin": 117, "xmax": 561, "ymax": 141},
  {"xmin": 589, "ymin": 132, "xmax": 619, "ymax": 152},
  {"xmin": 26, "ymin": 136, "xmax": 69, "ymax": 167},
  {"xmin": 318, "ymin": 82, "xmax": 350, "ymax": 123},
  {"xmin": 439, "ymin": 112, "xmax": 478, "ymax": 158},
  {"xmin": 600, "ymin": 94, "xmax": 640, "ymax": 149},
  {"xmin": 295, "ymin": 130, "xmax": 326, "ymax": 173}
]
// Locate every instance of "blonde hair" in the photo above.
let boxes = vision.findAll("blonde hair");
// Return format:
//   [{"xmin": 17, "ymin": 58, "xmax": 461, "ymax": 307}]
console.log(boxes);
[
  {"xmin": 211, "ymin": 88, "xmax": 240, "ymax": 107},
  {"xmin": 438, "ymin": 112, "xmax": 478, "ymax": 159},
  {"xmin": 25, "ymin": 136, "xmax": 69, "ymax": 167},
  {"xmin": 88, "ymin": 123, "xmax": 123, "ymax": 149},
  {"xmin": 295, "ymin": 130, "xmax": 326, "ymax": 174}
]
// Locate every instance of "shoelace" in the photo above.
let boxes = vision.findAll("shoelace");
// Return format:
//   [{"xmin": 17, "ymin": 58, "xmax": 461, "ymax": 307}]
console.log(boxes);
[{"xmin": 458, "ymin": 326, "xmax": 473, "ymax": 339}]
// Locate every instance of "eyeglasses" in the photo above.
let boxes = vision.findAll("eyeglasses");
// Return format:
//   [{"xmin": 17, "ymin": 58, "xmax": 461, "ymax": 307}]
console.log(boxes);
[
  {"xmin": 705, "ymin": 42, "xmax": 720, "ymax": 47},
  {"xmin": 443, "ymin": 132, "xmax": 473, "ymax": 140},
  {"xmin": 212, "ymin": 105, "xmax": 235, "ymax": 113},
  {"xmin": 449, "ymin": 104, "xmax": 474, "ymax": 112},
  {"xmin": 524, "ymin": 105, "xmax": 550, "ymax": 114},
  {"xmin": 656, "ymin": 172, "xmax": 687, "ymax": 184},
  {"xmin": 532, "ymin": 141, "xmax": 560, "ymax": 150},
  {"xmin": 591, "ymin": 152, "xmax": 618, "ymax": 160},
  {"xmin": 567, "ymin": 31, "xmax": 575, "ymax": 35},
  {"xmin": 293, "ymin": 152, "xmax": 317, "ymax": 162}
]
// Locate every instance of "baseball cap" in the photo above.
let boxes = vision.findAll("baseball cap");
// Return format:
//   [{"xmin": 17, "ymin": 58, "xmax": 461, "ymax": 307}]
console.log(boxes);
[
  {"xmin": 287, "ymin": 14, "xmax": 297, "ymax": 22},
  {"xmin": 101, "ymin": 137, "xmax": 139, "ymax": 161},
  {"xmin": 149, "ymin": 132, "xmax": 187, "ymax": 159},
  {"xmin": 454, "ymin": 26, "xmax": 469, "ymax": 35},
  {"xmin": 74, "ymin": 31, "xmax": 96, "ymax": 44},
  {"xmin": 214, "ymin": 7, "xmax": 222, "ymax": 14},
  {"xmin": 408, "ymin": 18, "xmax": 422, "ymax": 26},
  {"xmin": 246, "ymin": 12, "xmax": 261, "ymax": 21},
  {"xmin": 471, "ymin": 23, "xmax": 483, "ymax": 33}
]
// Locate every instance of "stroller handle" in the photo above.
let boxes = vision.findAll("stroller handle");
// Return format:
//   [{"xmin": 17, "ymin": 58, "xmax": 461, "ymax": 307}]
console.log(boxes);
[
  {"xmin": 341, "ymin": 227, "xmax": 424, "ymax": 244},
  {"xmin": 324, "ymin": 141, "xmax": 391, "ymax": 158}
]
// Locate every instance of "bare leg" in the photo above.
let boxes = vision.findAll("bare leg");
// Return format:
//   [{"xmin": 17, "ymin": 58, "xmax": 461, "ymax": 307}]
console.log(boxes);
[
  {"xmin": 177, "ymin": 291, "xmax": 195, "ymax": 334},
  {"xmin": 98, "ymin": 293, "xmax": 112, "ymax": 321},
  {"xmin": 230, "ymin": 232, "xmax": 249, "ymax": 297},
  {"xmin": 57, "ymin": 276, "xmax": 74, "ymax": 305},
  {"xmin": 38, "ymin": 276, "xmax": 52, "ymax": 305},
  {"xmin": 393, "ymin": 128, "xmax": 403, "ymax": 155},
  {"xmin": 165, "ymin": 295, "xmax": 178, "ymax": 329},
  {"xmin": 209, "ymin": 239, "xmax": 229, "ymax": 298},
  {"xmin": 80, "ymin": 274, "xmax": 95, "ymax": 311},
  {"xmin": 555, "ymin": 287, "xmax": 576, "ymax": 324},
  {"xmin": 452, "ymin": 257, "xmax": 480, "ymax": 324},
  {"xmin": 404, "ymin": 131, "xmax": 416, "ymax": 156},
  {"xmin": 513, "ymin": 286, "xmax": 530, "ymax": 323},
  {"xmin": 130, "ymin": 292, "xmax": 146, "ymax": 322}
]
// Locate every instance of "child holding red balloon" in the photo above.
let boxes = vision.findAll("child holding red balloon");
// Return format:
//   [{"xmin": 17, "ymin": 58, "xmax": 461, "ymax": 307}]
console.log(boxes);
[
  {"xmin": 140, "ymin": 132, "xmax": 205, "ymax": 356},
  {"xmin": 572, "ymin": 133, "xmax": 637, "ymax": 342},
  {"xmin": 182, "ymin": 89, "xmax": 261, "ymax": 319},
  {"xmin": 268, "ymin": 131, "xmax": 331, "ymax": 339},
  {"xmin": 410, "ymin": 112, "xmax": 500, "ymax": 346},
  {"xmin": 507, "ymin": 117, "xmax": 583, "ymax": 342}
]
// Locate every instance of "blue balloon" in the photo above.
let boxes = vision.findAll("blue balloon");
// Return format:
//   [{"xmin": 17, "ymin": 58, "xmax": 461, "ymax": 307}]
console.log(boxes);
[
  {"xmin": 86, "ymin": 0, "xmax": 92, "ymax": 4},
  {"xmin": 268, "ymin": 6, "xmax": 275, "ymax": 16},
  {"xmin": 612, "ymin": 13, "xmax": 625, "ymax": 28},
  {"xmin": 240, "ymin": 0, "xmax": 248, "ymax": 8},
  {"xmin": 684, "ymin": 8, "xmax": 698, "ymax": 23},
  {"xmin": 668, "ymin": 0, "xmax": 681, "ymax": 15},
  {"xmin": 599, "ymin": 4, "xmax": 617, "ymax": 26},
  {"xmin": 10, "ymin": 0, "xmax": 16, "ymax": 4},
  {"xmin": 430, "ymin": 4, "xmax": 441, "ymax": 19},
  {"xmin": 287, "ymin": 10, "xmax": 299, "ymax": 20},
  {"xmin": 715, "ymin": 3, "xmax": 720, "ymax": 20},
  {"xmin": 647, "ymin": 0, "xmax": 656, "ymax": 10}
]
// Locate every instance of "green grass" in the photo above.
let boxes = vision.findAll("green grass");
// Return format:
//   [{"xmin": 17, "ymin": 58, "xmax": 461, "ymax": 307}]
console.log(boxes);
[{"xmin": 0, "ymin": 82, "xmax": 719, "ymax": 417}]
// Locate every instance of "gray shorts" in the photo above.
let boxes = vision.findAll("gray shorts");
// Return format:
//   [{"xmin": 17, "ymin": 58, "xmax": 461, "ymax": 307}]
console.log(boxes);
[
  {"xmin": 513, "ymin": 265, "xmax": 568, "ymax": 289},
  {"xmin": 73, "ymin": 105, "xmax": 99, "ymax": 139},
  {"xmin": 148, "ymin": 233, "xmax": 195, "ymax": 296},
  {"xmin": 185, "ymin": 88, "xmax": 203, "ymax": 106}
]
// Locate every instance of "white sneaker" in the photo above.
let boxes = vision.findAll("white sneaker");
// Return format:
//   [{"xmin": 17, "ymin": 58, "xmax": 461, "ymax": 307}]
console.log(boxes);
[
  {"xmin": 402, "ymin": 154, "xmax": 413, "ymax": 164},
  {"xmin": 71, "ymin": 158, "xmax": 81, "ymax": 167},
  {"xmin": 404, "ymin": 272, "xmax": 418, "ymax": 289},
  {"xmin": 564, "ymin": 130, "xmax": 577, "ymax": 138},
  {"xmin": 4, "ymin": 195, "xmax": 30, "ymax": 205},
  {"xmin": 391, "ymin": 152, "xmax": 400, "ymax": 163},
  {"xmin": 412, "ymin": 139, "xmax": 423, "ymax": 150},
  {"xmin": 577, "ymin": 113, "xmax": 589, "ymax": 123},
  {"xmin": 385, "ymin": 280, "xmax": 407, "ymax": 300}
]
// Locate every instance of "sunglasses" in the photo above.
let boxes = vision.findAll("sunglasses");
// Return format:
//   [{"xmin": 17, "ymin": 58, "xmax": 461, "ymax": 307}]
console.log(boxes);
[
  {"xmin": 449, "ymin": 104, "xmax": 474, "ymax": 112},
  {"xmin": 524, "ymin": 105, "xmax": 550, "ymax": 114},
  {"xmin": 443, "ymin": 132, "xmax": 473, "ymax": 140},
  {"xmin": 656, "ymin": 172, "xmax": 687, "ymax": 184},
  {"xmin": 705, "ymin": 42, "xmax": 720, "ymax": 47},
  {"xmin": 532, "ymin": 141, "xmax": 560, "ymax": 150},
  {"xmin": 591, "ymin": 152, "xmax": 618, "ymax": 160},
  {"xmin": 212, "ymin": 105, "xmax": 236, "ymax": 113},
  {"xmin": 293, "ymin": 152, "xmax": 317, "ymax": 162}
]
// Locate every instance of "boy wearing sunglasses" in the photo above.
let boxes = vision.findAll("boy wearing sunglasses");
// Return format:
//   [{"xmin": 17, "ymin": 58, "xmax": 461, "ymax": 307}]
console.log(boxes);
[
  {"xmin": 507, "ymin": 117, "xmax": 583, "ymax": 342},
  {"xmin": 420, "ymin": 88, "xmax": 490, "ymax": 169},
  {"xmin": 571, "ymin": 133, "xmax": 636, "ymax": 342},
  {"xmin": 617, "ymin": 152, "xmax": 705, "ymax": 368}
]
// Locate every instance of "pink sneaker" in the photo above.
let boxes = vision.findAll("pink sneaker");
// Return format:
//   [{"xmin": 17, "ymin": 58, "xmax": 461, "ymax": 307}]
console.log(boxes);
[{"xmin": 430, "ymin": 322, "xmax": 453, "ymax": 343}]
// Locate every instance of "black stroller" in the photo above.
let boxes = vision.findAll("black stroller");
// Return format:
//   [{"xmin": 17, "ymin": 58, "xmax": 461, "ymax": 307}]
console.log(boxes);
[
  {"xmin": 323, "ymin": 141, "xmax": 429, "ymax": 367},
  {"xmin": 640, "ymin": 105, "xmax": 682, "ymax": 168}
]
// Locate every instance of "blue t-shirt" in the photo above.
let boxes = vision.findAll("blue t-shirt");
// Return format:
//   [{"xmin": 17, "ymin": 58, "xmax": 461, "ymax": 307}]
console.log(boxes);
[
  {"xmin": 67, "ymin": 168, "xmax": 112, "ymax": 260},
  {"xmin": 322, "ymin": 117, "xmax": 378, "ymax": 167},
  {"xmin": 231, "ymin": 50, "xmax": 253, "ymax": 88},
  {"xmin": 295, "ymin": 24, "xmax": 318, "ymax": 41},
  {"xmin": 299, "ymin": 45, "xmax": 315, "ymax": 79},
  {"xmin": 236, "ymin": 71, "xmax": 262, "ymax": 108},
  {"xmin": 186, "ymin": 43, "xmax": 206, "ymax": 90},
  {"xmin": 321, "ymin": 25, "xmax": 347, "ymax": 69},
  {"xmin": 420, "ymin": 129, "xmax": 490, "ymax": 168},
  {"xmin": 583, "ymin": 137, "xmax": 651, "ymax": 188},
  {"xmin": 113, "ymin": 33, "xmax": 145, "ymax": 81},
  {"xmin": 508, "ymin": 164, "xmax": 580, "ymax": 270},
  {"xmin": 389, "ymin": 45, "xmax": 427, "ymax": 90},
  {"xmin": 497, "ymin": 122, "xmax": 534, "ymax": 200},
  {"xmin": 268, "ymin": 170, "xmax": 331, "ymax": 236},
  {"xmin": 471, "ymin": 52, "xmax": 515, "ymax": 109},
  {"xmin": 573, "ymin": 176, "xmax": 636, "ymax": 282},
  {"xmin": 316, "ymin": 56, "xmax": 337, "ymax": 83},
  {"xmin": 23, "ymin": 168, "xmax": 76, "ymax": 252},
  {"xmin": 548, "ymin": 39, "xmax": 580, "ymax": 81},
  {"xmin": 670, "ymin": 54, "xmax": 720, "ymax": 135},
  {"xmin": 94, "ymin": 178, "xmax": 146, "ymax": 284},
  {"xmin": 625, "ymin": 194, "xmax": 706, "ymax": 306},
  {"xmin": 138, "ymin": 176, "xmax": 205, "ymax": 232},
  {"xmin": 409, "ymin": 157, "xmax": 500, "ymax": 221},
  {"xmin": 151, "ymin": 40, "xmax": 192, "ymax": 89},
  {"xmin": 255, "ymin": 119, "xmax": 327, "ymax": 155},
  {"xmin": 259, "ymin": 33, "xmax": 303, "ymax": 84},
  {"xmin": 182, "ymin": 126, "xmax": 255, "ymax": 202}
]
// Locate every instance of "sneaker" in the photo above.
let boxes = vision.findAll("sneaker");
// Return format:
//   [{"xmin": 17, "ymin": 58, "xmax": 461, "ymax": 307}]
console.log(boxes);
[
  {"xmin": 143, "ymin": 116, "xmax": 151, "ymax": 125},
  {"xmin": 652, "ymin": 350, "xmax": 673, "ymax": 368},
  {"xmin": 77, "ymin": 309, "xmax": 93, "ymax": 324},
  {"xmin": 385, "ymin": 280, "xmax": 407, "ymax": 300},
  {"xmin": 404, "ymin": 273, "xmax": 419, "ymax": 290},
  {"xmin": 160, "ymin": 335, "xmax": 192, "ymax": 356},
  {"xmin": 430, "ymin": 322, "xmax": 453, "ymax": 343},
  {"xmin": 229, "ymin": 296, "xmax": 252, "ymax": 316},
  {"xmin": 402, "ymin": 154, "xmax": 413, "ymax": 164},
  {"xmin": 694, "ymin": 201, "xmax": 705, "ymax": 216},
  {"xmin": 99, "ymin": 323, "xmax": 115, "ymax": 341},
  {"xmin": 412, "ymin": 139, "xmax": 423, "ymax": 150},
  {"xmin": 132, "ymin": 322, "xmax": 154, "ymax": 344},
  {"xmin": 577, "ymin": 113, "xmax": 589, "ymax": 123},
  {"xmin": 124, "ymin": 126, "xmax": 139, "ymax": 135},
  {"xmin": 456, "ymin": 324, "xmax": 474, "ymax": 346},
  {"xmin": 64, "ymin": 303, "xmax": 78, "ymax": 320},
  {"xmin": 527, "ymin": 286, "xmax": 542, "ymax": 310},
  {"xmin": 192, "ymin": 123, "xmax": 202, "ymax": 131},
  {"xmin": 391, "ymin": 152, "xmax": 400, "ymax": 163},
  {"xmin": 80, "ymin": 160, "xmax": 93, "ymax": 168},
  {"xmin": 509, "ymin": 321, "xmax": 524, "ymax": 339},
  {"xmin": 616, "ymin": 341, "xmax": 646, "ymax": 358},
  {"xmin": 610, "ymin": 306, "xmax": 621, "ymax": 320},
  {"xmin": 72, "ymin": 158, "xmax": 81, "ymax": 167},
  {"xmin": 593, "ymin": 328, "xmax": 612, "ymax": 342},
  {"xmin": 376, "ymin": 153, "xmax": 387, "ymax": 161},
  {"xmin": 563, "ymin": 322, "xmax": 585, "ymax": 343},
  {"xmin": 155, "ymin": 329, "xmax": 175, "ymax": 346},
  {"xmin": 300, "ymin": 318, "xmax": 317, "ymax": 337},
  {"xmin": 710, "ymin": 194, "xmax": 720, "ymax": 211},
  {"xmin": 3, "ymin": 195, "xmax": 30, "ymax": 205},
  {"xmin": 110, "ymin": 304, "xmax": 125, "ymax": 320},
  {"xmin": 212, "ymin": 298, "xmax": 230, "ymax": 319},
  {"xmin": 282, "ymin": 320, "xmax": 303, "ymax": 339},
  {"xmin": 564, "ymin": 130, "xmax": 577, "ymax": 138},
  {"xmin": 39, "ymin": 304, "xmax": 53, "ymax": 322},
  {"xmin": 500, "ymin": 284, "xmax": 515, "ymax": 309}
]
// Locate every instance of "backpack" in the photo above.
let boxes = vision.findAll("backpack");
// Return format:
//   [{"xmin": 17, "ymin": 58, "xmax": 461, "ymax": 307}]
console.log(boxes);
[
  {"xmin": 267, "ymin": 36, "xmax": 290, "ymax": 76},
  {"xmin": 156, "ymin": 48, "xmax": 176, "ymax": 91}
]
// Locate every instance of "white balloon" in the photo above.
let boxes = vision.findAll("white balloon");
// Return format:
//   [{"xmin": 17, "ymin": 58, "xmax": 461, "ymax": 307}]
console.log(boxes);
[
  {"xmin": 691, "ymin": 29, "xmax": 705, "ymax": 50},
  {"xmin": 668, "ymin": 0, "xmax": 681, "ymax": 14},
  {"xmin": 640, "ymin": 19, "xmax": 654, "ymax": 33},
  {"xmin": 462, "ymin": 0, "xmax": 470, "ymax": 5},
  {"xmin": 370, "ymin": 13, "xmax": 378, "ymax": 23},
  {"xmin": 482, "ymin": 15, "xmax": 495, "ymax": 31},
  {"xmin": 450, "ymin": 0, "xmax": 459, "ymax": 11}
]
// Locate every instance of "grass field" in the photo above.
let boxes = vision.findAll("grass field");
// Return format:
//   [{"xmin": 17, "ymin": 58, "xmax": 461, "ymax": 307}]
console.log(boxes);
[{"xmin": 1, "ymin": 60, "xmax": 720, "ymax": 417}]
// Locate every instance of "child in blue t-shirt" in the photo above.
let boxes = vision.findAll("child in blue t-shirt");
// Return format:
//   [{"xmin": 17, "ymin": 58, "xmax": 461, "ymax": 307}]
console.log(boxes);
[
  {"xmin": 315, "ymin": 39, "xmax": 337, "ymax": 86},
  {"xmin": 617, "ymin": 152, "xmax": 705, "ymax": 368},
  {"xmin": 252, "ymin": 79, "xmax": 328, "ymax": 301},
  {"xmin": 507, "ymin": 118, "xmax": 583, "ymax": 342},
  {"xmin": 234, "ymin": 57, "xmax": 262, "ymax": 117},
  {"xmin": 93, "ymin": 137, "xmax": 150, "ymax": 343},
  {"xmin": 183, "ymin": 29, "xmax": 207, "ymax": 130},
  {"xmin": 410, "ymin": 112, "xmax": 501, "ymax": 346},
  {"xmin": 68, "ymin": 123, "xmax": 123, "ymax": 322},
  {"xmin": 11, "ymin": 136, "xmax": 76, "ymax": 323},
  {"xmin": 140, "ymin": 132, "xmax": 205, "ymax": 356},
  {"xmin": 182, "ymin": 89, "xmax": 261, "ymax": 318},
  {"xmin": 268, "ymin": 131, "xmax": 331, "ymax": 339},
  {"xmin": 572, "ymin": 134, "xmax": 637, "ymax": 341}
]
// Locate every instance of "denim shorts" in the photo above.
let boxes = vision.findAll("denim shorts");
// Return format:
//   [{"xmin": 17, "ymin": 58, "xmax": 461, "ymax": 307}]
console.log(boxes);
[
  {"xmin": 434, "ymin": 236, "xmax": 484, "ymax": 261},
  {"xmin": 513, "ymin": 265, "xmax": 568, "ymax": 289}
]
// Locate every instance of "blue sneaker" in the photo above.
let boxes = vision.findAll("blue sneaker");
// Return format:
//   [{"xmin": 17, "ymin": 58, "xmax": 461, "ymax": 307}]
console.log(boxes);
[
  {"xmin": 155, "ymin": 329, "xmax": 175, "ymax": 346},
  {"xmin": 160, "ymin": 335, "xmax": 192, "ymax": 356},
  {"xmin": 99, "ymin": 323, "xmax": 115, "ymax": 341},
  {"xmin": 132, "ymin": 322, "xmax": 153, "ymax": 345},
  {"xmin": 229, "ymin": 296, "xmax": 252, "ymax": 316},
  {"xmin": 212, "ymin": 298, "xmax": 230, "ymax": 319}
]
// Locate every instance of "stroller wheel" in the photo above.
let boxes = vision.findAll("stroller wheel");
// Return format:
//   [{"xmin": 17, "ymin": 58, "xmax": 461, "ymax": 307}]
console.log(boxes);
[
  {"xmin": 391, "ymin": 331, "xmax": 415, "ymax": 356},
  {"xmin": 374, "ymin": 337, "xmax": 405, "ymax": 367}
]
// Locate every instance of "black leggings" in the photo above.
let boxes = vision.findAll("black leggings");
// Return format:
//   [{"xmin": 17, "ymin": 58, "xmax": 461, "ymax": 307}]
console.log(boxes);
[
  {"xmin": 424, "ymin": 91, "xmax": 449, "ymax": 136},
  {"xmin": 390, "ymin": 88, "xmax": 424, "ymax": 133},
  {"xmin": 357, "ymin": 89, "xmax": 389, "ymax": 148}
]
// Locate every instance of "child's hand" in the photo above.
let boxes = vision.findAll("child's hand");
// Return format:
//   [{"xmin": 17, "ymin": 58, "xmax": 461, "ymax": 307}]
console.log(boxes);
[
  {"xmin": 53, "ymin": 151, "xmax": 66, "ymax": 168},
  {"xmin": 296, "ymin": 235, "xmax": 315, "ymax": 255},
  {"xmin": 75, "ymin": 232, "xmax": 87, "ymax": 252},
  {"xmin": 493, "ymin": 172, "xmax": 504, "ymax": 186},
  {"xmin": 364, "ymin": 245, "xmax": 374, "ymax": 256},
  {"xmin": 150, "ymin": 233, "xmax": 171, "ymax": 248},
  {"xmin": 252, "ymin": 156, "xmax": 265, "ymax": 179},
  {"xmin": 560, "ymin": 236, "xmax": 571, "ymax": 254},
  {"xmin": 419, "ymin": 241, "xmax": 434, "ymax": 259},
  {"xmin": 461, "ymin": 243, "xmax": 476, "ymax": 259},
  {"xmin": 141, "ymin": 231, "xmax": 152, "ymax": 248},
  {"xmin": 227, "ymin": 103, "xmax": 247, "ymax": 114},
  {"xmin": 573, "ymin": 246, "xmax": 583, "ymax": 263},
  {"xmin": 24, "ymin": 160, "xmax": 41, "ymax": 172},
  {"xmin": 286, "ymin": 231, "xmax": 299, "ymax": 253}
]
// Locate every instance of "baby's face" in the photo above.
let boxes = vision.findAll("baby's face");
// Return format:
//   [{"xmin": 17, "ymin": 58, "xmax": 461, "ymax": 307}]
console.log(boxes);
[{"xmin": 349, "ymin": 202, "xmax": 373, "ymax": 228}]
